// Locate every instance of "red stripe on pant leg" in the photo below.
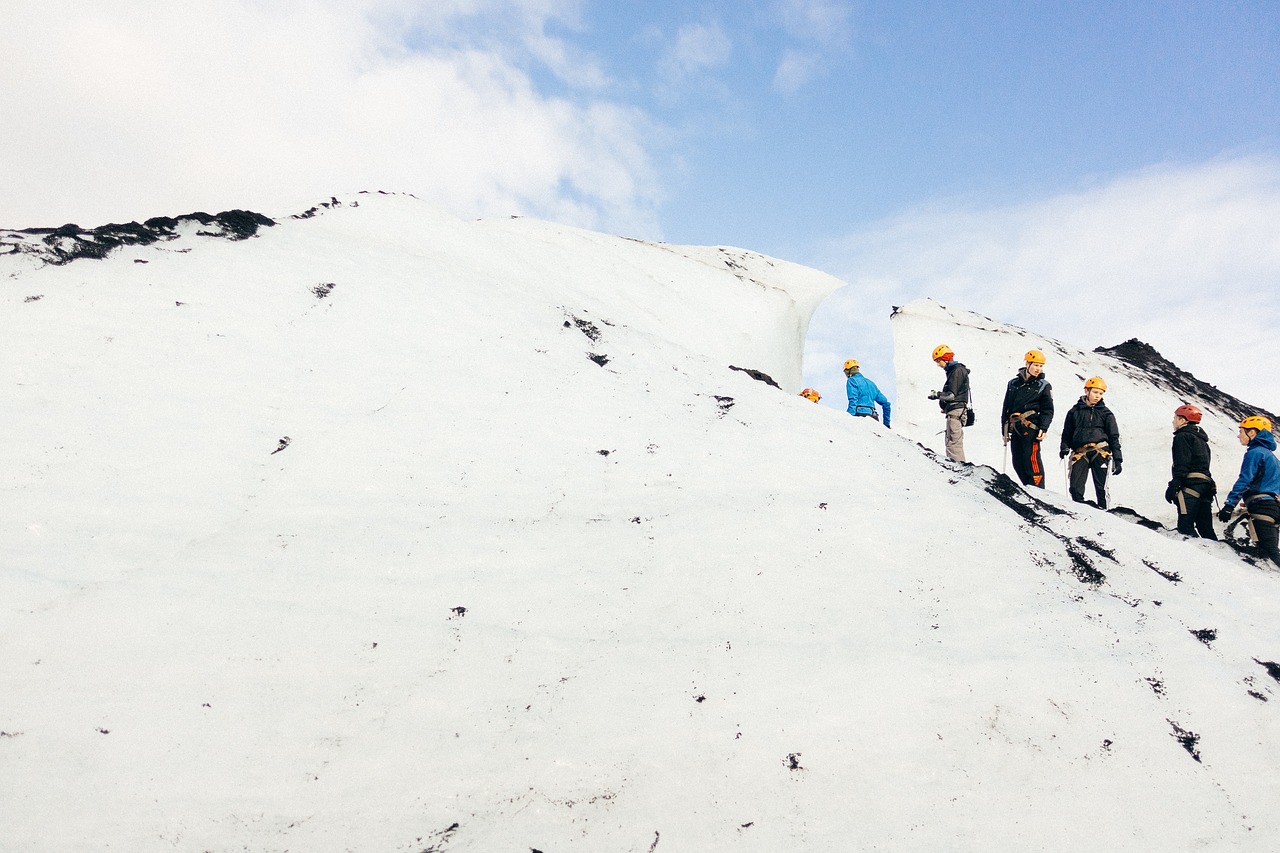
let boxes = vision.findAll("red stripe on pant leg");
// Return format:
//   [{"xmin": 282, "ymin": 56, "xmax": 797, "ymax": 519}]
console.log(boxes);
[{"xmin": 1030, "ymin": 442, "xmax": 1043, "ymax": 486}]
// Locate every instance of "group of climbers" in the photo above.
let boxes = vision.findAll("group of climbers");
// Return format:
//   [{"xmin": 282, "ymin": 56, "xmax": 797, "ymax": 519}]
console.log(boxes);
[
  {"xmin": 980, "ymin": 346, "xmax": 1122, "ymax": 509},
  {"xmin": 798, "ymin": 346, "xmax": 1280, "ymax": 567},
  {"xmin": 917, "ymin": 344, "xmax": 1117, "ymax": 504}
]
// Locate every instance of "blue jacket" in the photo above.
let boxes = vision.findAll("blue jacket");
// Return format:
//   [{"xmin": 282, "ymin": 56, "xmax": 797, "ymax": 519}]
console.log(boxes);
[
  {"xmin": 1225, "ymin": 430, "xmax": 1280, "ymax": 506},
  {"xmin": 846, "ymin": 372, "xmax": 891, "ymax": 426}
]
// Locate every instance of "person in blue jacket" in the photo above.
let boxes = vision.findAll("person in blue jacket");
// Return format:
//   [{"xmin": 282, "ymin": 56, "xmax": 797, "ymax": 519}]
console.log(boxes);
[
  {"xmin": 844, "ymin": 358, "xmax": 891, "ymax": 427},
  {"xmin": 1219, "ymin": 415, "xmax": 1280, "ymax": 566}
]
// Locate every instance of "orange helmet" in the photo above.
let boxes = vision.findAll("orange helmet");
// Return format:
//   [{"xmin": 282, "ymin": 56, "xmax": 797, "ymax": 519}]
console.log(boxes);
[
  {"xmin": 1241, "ymin": 415, "xmax": 1273, "ymax": 432},
  {"xmin": 931, "ymin": 344, "xmax": 954, "ymax": 361},
  {"xmin": 1024, "ymin": 349, "xmax": 1046, "ymax": 365},
  {"xmin": 1084, "ymin": 376, "xmax": 1107, "ymax": 391},
  {"xmin": 1174, "ymin": 404, "xmax": 1202, "ymax": 423},
  {"xmin": 800, "ymin": 388, "xmax": 821, "ymax": 403},
  {"xmin": 843, "ymin": 358, "xmax": 859, "ymax": 373}
]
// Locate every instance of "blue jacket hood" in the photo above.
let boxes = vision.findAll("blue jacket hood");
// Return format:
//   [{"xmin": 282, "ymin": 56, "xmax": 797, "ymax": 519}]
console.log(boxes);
[{"xmin": 1250, "ymin": 430, "xmax": 1277, "ymax": 451}]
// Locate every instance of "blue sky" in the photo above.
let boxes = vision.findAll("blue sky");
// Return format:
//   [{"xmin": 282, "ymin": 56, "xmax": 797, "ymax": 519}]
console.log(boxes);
[
  {"xmin": 3, "ymin": 0, "xmax": 1278, "ymax": 403},
  {"xmin": 548, "ymin": 0, "xmax": 1280, "ymax": 255}
]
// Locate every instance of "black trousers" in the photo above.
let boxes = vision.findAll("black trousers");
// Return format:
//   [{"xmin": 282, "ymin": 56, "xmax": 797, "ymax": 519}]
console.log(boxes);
[
  {"xmin": 1175, "ymin": 483, "xmax": 1217, "ymax": 540},
  {"xmin": 1247, "ymin": 499, "xmax": 1280, "ymax": 566},
  {"xmin": 1069, "ymin": 450, "xmax": 1109, "ymax": 508},
  {"xmin": 1009, "ymin": 428, "xmax": 1045, "ymax": 488}
]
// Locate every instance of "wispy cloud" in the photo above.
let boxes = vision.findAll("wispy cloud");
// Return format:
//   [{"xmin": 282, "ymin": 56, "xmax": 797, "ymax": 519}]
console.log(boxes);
[
  {"xmin": 0, "ymin": 0, "xmax": 660, "ymax": 236},
  {"xmin": 776, "ymin": 0, "xmax": 852, "ymax": 46},
  {"xmin": 773, "ymin": 49, "xmax": 819, "ymax": 93},
  {"xmin": 657, "ymin": 22, "xmax": 733, "ymax": 84},
  {"xmin": 770, "ymin": 0, "xmax": 852, "ymax": 92},
  {"xmin": 807, "ymin": 157, "xmax": 1280, "ymax": 407}
]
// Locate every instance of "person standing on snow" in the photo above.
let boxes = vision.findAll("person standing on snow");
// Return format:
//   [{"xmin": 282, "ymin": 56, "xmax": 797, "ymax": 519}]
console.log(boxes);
[
  {"xmin": 1218, "ymin": 415, "xmax": 1280, "ymax": 566},
  {"xmin": 1165, "ymin": 404, "xmax": 1217, "ymax": 539},
  {"xmin": 1059, "ymin": 376, "xmax": 1122, "ymax": 508},
  {"xmin": 844, "ymin": 359, "xmax": 891, "ymax": 426},
  {"xmin": 928, "ymin": 345, "xmax": 969, "ymax": 462},
  {"xmin": 1001, "ymin": 349, "xmax": 1054, "ymax": 488}
]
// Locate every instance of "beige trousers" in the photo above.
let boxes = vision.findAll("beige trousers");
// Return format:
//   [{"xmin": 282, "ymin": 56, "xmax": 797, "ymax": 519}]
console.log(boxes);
[{"xmin": 945, "ymin": 410, "xmax": 966, "ymax": 462}]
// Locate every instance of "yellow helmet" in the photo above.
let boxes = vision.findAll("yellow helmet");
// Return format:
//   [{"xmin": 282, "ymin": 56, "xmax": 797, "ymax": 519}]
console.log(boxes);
[
  {"xmin": 1084, "ymin": 376, "xmax": 1107, "ymax": 391},
  {"xmin": 843, "ymin": 358, "xmax": 859, "ymax": 372},
  {"xmin": 800, "ymin": 388, "xmax": 821, "ymax": 403},
  {"xmin": 931, "ymin": 344, "xmax": 954, "ymax": 361},
  {"xmin": 1024, "ymin": 349, "xmax": 1046, "ymax": 365},
  {"xmin": 1241, "ymin": 415, "xmax": 1273, "ymax": 432}
]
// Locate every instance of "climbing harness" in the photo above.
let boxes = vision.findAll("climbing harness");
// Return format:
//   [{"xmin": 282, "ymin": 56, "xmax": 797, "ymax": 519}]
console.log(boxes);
[
  {"xmin": 1174, "ymin": 472, "xmax": 1214, "ymax": 515},
  {"xmin": 1069, "ymin": 441, "xmax": 1110, "ymax": 464},
  {"xmin": 1222, "ymin": 497, "xmax": 1280, "ymax": 551},
  {"xmin": 1006, "ymin": 410, "xmax": 1039, "ymax": 434},
  {"xmin": 1066, "ymin": 442, "xmax": 1113, "ymax": 507}
]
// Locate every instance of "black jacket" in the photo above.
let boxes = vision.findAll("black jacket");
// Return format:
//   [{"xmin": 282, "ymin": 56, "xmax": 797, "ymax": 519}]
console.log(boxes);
[
  {"xmin": 1001, "ymin": 369, "xmax": 1054, "ymax": 434},
  {"xmin": 1060, "ymin": 398, "xmax": 1122, "ymax": 461},
  {"xmin": 937, "ymin": 361, "xmax": 970, "ymax": 413},
  {"xmin": 1170, "ymin": 423, "xmax": 1213, "ymax": 486}
]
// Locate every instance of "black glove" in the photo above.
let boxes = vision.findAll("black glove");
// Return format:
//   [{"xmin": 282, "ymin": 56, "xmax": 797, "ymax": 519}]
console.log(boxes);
[
  {"xmin": 1218, "ymin": 505, "xmax": 1235, "ymax": 523},
  {"xmin": 1059, "ymin": 448, "xmax": 1069, "ymax": 459},
  {"xmin": 1165, "ymin": 484, "xmax": 1177, "ymax": 504},
  {"xmin": 1111, "ymin": 458, "xmax": 1122, "ymax": 476},
  {"xmin": 927, "ymin": 391, "xmax": 939, "ymax": 400}
]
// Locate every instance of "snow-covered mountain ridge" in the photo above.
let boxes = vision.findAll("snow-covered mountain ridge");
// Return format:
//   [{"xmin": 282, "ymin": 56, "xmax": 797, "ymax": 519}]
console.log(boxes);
[
  {"xmin": 3, "ymin": 195, "xmax": 1278, "ymax": 851},
  {"xmin": 1, "ymin": 209, "xmax": 275, "ymax": 267},
  {"xmin": 1097, "ymin": 337, "xmax": 1280, "ymax": 427}
]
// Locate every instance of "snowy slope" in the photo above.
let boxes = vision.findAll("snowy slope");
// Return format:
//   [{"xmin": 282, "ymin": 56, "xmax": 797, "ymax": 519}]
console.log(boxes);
[
  {"xmin": 3, "ymin": 197, "xmax": 1279, "ymax": 852},
  {"xmin": 891, "ymin": 298, "xmax": 1266, "ymax": 527}
]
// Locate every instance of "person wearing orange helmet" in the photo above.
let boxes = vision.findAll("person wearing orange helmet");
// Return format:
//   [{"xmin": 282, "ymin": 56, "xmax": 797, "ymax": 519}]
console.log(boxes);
[
  {"xmin": 927, "ymin": 344, "xmax": 969, "ymax": 462},
  {"xmin": 1059, "ymin": 376, "xmax": 1122, "ymax": 508},
  {"xmin": 1166, "ymin": 404, "xmax": 1217, "ymax": 539},
  {"xmin": 843, "ymin": 359, "xmax": 891, "ymax": 426},
  {"xmin": 1219, "ymin": 415, "xmax": 1280, "ymax": 565},
  {"xmin": 1001, "ymin": 349, "xmax": 1054, "ymax": 488}
]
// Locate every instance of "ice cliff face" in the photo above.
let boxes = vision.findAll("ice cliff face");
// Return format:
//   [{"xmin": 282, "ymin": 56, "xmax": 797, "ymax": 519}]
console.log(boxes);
[{"xmin": 2, "ymin": 199, "xmax": 1278, "ymax": 851}]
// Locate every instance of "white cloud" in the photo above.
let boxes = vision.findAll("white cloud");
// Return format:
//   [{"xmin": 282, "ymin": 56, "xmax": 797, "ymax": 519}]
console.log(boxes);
[
  {"xmin": 773, "ymin": 49, "xmax": 819, "ymax": 93},
  {"xmin": 657, "ymin": 22, "xmax": 732, "ymax": 83},
  {"xmin": 807, "ymin": 156, "xmax": 1280, "ymax": 409},
  {"xmin": 776, "ymin": 0, "xmax": 852, "ymax": 46},
  {"xmin": 0, "ymin": 0, "xmax": 660, "ymax": 236},
  {"xmin": 770, "ymin": 0, "xmax": 852, "ymax": 93}
]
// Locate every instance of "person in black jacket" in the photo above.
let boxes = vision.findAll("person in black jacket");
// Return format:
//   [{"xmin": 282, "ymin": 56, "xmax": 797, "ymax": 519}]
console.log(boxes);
[
  {"xmin": 1165, "ymin": 404, "xmax": 1217, "ymax": 539},
  {"xmin": 928, "ymin": 344, "xmax": 970, "ymax": 462},
  {"xmin": 1001, "ymin": 349, "xmax": 1054, "ymax": 488},
  {"xmin": 1059, "ymin": 376, "xmax": 1122, "ymax": 509}
]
